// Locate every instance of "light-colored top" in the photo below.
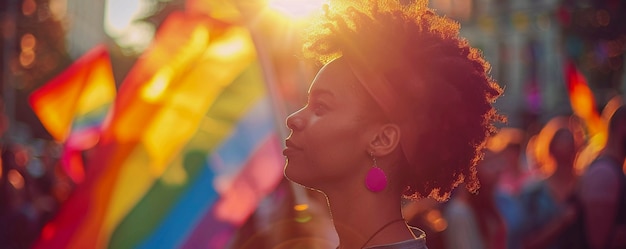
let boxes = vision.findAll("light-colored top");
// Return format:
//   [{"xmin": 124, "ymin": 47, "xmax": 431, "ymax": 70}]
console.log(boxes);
[
  {"xmin": 443, "ymin": 198, "xmax": 485, "ymax": 249},
  {"xmin": 366, "ymin": 227, "xmax": 428, "ymax": 249}
]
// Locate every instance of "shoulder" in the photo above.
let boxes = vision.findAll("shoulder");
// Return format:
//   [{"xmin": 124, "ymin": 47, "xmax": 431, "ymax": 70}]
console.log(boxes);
[
  {"xmin": 581, "ymin": 159, "xmax": 620, "ymax": 187},
  {"xmin": 580, "ymin": 159, "xmax": 621, "ymax": 202},
  {"xmin": 366, "ymin": 227, "xmax": 428, "ymax": 249}
]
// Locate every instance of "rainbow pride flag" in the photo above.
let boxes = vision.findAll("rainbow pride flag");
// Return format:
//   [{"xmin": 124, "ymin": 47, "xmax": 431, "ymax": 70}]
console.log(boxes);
[
  {"xmin": 28, "ymin": 44, "xmax": 116, "ymax": 183},
  {"xmin": 33, "ymin": 10, "xmax": 284, "ymax": 249}
]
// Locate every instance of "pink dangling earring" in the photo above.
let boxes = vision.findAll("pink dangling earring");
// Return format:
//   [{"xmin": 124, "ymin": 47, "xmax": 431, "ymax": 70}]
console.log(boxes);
[{"xmin": 365, "ymin": 152, "xmax": 387, "ymax": 192}]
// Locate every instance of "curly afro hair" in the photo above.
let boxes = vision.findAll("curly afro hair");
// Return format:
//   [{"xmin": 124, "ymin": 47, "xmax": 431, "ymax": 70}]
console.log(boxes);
[{"xmin": 302, "ymin": 0, "xmax": 504, "ymax": 201}]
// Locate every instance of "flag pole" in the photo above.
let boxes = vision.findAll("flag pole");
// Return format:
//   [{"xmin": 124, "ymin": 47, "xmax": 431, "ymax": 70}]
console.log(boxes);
[{"xmin": 237, "ymin": 3, "xmax": 311, "ymax": 210}]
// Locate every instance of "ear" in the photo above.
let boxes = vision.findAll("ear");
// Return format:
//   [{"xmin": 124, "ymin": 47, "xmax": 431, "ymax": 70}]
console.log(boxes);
[{"xmin": 368, "ymin": 123, "xmax": 401, "ymax": 157}]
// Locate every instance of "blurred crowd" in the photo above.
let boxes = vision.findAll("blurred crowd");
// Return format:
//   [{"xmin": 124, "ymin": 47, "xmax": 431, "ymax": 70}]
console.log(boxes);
[
  {"xmin": 1, "ymin": 83, "xmax": 626, "ymax": 249},
  {"xmin": 0, "ymin": 102, "xmax": 75, "ymax": 249},
  {"xmin": 406, "ymin": 96, "xmax": 626, "ymax": 249}
]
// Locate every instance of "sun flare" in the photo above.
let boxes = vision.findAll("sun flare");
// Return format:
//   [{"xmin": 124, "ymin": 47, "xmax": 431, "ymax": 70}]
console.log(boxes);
[{"xmin": 268, "ymin": 0, "xmax": 326, "ymax": 19}]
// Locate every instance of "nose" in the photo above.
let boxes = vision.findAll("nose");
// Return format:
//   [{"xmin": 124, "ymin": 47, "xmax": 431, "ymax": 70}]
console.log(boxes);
[{"xmin": 286, "ymin": 110, "xmax": 305, "ymax": 131}]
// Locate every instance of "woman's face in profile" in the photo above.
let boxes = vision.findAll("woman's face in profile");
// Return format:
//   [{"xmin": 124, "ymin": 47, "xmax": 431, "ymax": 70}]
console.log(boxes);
[{"xmin": 283, "ymin": 58, "xmax": 380, "ymax": 190}]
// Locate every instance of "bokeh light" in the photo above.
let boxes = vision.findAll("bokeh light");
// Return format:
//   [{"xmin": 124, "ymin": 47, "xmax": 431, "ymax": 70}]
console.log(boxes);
[
  {"xmin": 425, "ymin": 209, "xmax": 447, "ymax": 232},
  {"xmin": 22, "ymin": 0, "xmax": 36, "ymax": 16},
  {"xmin": 20, "ymin": 33, "xmax": 37, "ymax": 68},
  {"xmin": 293, "ymin": 203, "xmax": 308, "ymax": 212},
  {"xmin": 21, "ymin": 33, "xmax": 36, "ymax": 50},
  {"xmin": 49, "ymin": 0, "xmax": 67, "ymax": 20},
  {"xmin": 294, "ymin": 204, "xmax": 312, "ymax": 223},
  {"xmin": 19, "ymin": 50, "xmax": 35, "ymax": 68},
  {"xmin": 8, "ymin": 169, "xmax": 25, "ymax": 190}
]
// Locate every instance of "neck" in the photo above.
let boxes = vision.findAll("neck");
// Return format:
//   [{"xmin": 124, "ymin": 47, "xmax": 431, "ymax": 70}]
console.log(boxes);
[
  {"xmin": 325, "ymin": 187, "xmax": 413, "ymax": 249},
  {"xmin": 552, "ymin": 161, "xmax": 575, "ymax": 179}
]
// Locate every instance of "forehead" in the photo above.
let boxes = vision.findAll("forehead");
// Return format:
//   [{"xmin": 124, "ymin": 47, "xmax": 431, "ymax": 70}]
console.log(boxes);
[{"xmin": 308, "ymin": 58, "xmax": 363, "ymax": 96}]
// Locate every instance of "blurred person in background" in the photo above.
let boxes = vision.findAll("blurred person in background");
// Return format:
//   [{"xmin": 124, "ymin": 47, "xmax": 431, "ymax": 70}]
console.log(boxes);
[
  {"xmin": 493, "ymin": 128, "xmax": 533, "ymax": 196},
  {"xmin": 0, "ymin": 99, "xmax": 66, "ymax": 248},
  {"xmin": 282, "ymin": 0, "xmax": 503, "ymax": 248},
  {"xmin": 520, "ymin": 116, "xmax": 585, "ymax": 249},
  {"xmin": 0, "ymin": 144, "xmax": 40, "ymax": 249},
  {"xmin": 579, "ymin": 104, "xmax": 626, "ymax": 249},
  {"xmin": 487, "ymin": 128, "xmax": 529, "ymax": 249},
  {"xmin": 442, "ymin": 149, "xmax": 507, "ymax": 249}
]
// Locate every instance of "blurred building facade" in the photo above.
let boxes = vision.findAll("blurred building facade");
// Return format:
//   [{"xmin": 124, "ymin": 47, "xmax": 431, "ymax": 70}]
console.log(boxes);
[
  {"xmin": 431, "ymin": 0, "xmax": 626, "ymax": 129},
  {"xmin": 3, "ymin": 0, "xmax": 625, "ymax": 138},
  {"xmin": 64, "ymin": 0, "xmax": 108, "ymax": 59}
]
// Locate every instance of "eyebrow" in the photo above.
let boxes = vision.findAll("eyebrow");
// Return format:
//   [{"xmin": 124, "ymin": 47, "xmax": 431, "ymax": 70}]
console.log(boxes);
[{"xmin": 309, "ymin": 89, "xmax": 334, "ymax": 99}]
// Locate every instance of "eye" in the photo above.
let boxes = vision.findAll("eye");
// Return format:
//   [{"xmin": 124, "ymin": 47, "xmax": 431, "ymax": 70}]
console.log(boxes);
[{"xmin": 311, "ymin": 102, "xmax": 328, "ymax": 116}]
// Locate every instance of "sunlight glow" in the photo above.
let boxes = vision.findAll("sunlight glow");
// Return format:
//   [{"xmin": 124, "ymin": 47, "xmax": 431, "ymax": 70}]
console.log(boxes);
[
  {"xmin": 268, "ymin": 0, "xmax": 326, "ymax": 19},
  {"xmin": 104, "ymin": 0, "xmax": 143, "ymax": 36},
  {"xmin": 209, "ymin": 38, "xmax": 246, "ymax": 58},
  {"xmin": 113, "ymin": 22, "xmax": 155, "ymax": 54},
  {"xmin": 141, "ymin": 67, "xmax": 173, "ymax": 102},
  {"xmin": 104, "ymin": 0, "xmax": 154, "ymax": 53}
]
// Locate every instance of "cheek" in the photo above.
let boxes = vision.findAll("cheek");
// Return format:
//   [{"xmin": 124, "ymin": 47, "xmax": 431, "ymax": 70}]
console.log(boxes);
[
  {"xmin": 296, "ymin": 122, "xmax": 364, "ymax": 176},
  {"xmin": 309, "ymin": 123, "xmax": 362, "ymax": 157},
  {"xmin": 303, "ymin": 135, "xmax": 346, "ymax": 169}
]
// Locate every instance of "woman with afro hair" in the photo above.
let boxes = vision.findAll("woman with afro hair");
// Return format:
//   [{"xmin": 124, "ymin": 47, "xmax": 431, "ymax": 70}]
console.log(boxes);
[{"xmin": 282, "ymin": 0, "xmax": 504, "ymax": 248}]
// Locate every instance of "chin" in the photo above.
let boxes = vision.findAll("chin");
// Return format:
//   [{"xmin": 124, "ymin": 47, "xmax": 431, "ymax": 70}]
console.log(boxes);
[
  {"xmin": 284, "ymin": 163, "xmax": 301, "ymax": 183},
  {"xmin": 284, "ymin": 162, "xmax": 314, "ymax": 189}
]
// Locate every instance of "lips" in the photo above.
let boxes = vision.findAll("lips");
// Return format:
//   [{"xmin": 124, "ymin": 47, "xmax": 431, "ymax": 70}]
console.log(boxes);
[
  {"xmin": 283, "ymin": 139, "xmax": 303, "ymax": 156},
  {"xmin": 285, "ymin": 140, "xmax": 302, "ymax": 150}
]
